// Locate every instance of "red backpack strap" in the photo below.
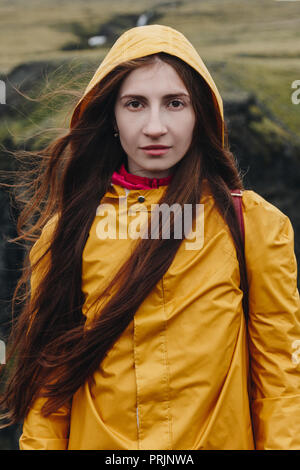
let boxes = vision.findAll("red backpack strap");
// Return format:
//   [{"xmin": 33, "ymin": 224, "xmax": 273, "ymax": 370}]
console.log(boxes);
[
  {"xmin": 231, "ymin": 190, "xmax": 245, "ymax": 244},
  {"xmin": 231, "ymin": 190, "xmax": 249, "ymax": 322}
]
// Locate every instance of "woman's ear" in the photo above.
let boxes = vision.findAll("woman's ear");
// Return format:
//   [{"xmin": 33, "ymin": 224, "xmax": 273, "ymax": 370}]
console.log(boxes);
[{"xmin": 112, "ymin": 118, "xmax": 119, "ymax": 133}]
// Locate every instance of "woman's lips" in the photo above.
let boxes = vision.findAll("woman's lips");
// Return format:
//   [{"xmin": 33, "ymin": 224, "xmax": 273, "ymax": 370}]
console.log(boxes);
[{"xmin": 141, "ymin": 147, "xmax": 171, "ymax": 156}]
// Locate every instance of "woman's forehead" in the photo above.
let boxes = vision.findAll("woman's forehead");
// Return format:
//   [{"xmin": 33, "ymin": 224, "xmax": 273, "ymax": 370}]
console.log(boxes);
[{"xmin": 117, "ymin": 61, "xmax": 189, "ymax": 97}]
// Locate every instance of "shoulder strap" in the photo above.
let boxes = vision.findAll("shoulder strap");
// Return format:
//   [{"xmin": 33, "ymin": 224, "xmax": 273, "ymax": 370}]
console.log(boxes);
[
  {"xmin": 231, "ymin": 190, "xmax": 248, "ymax": 322},
  {"xmin": 231, "ymin": 190, "xmax": 245, "ymax": 244}
]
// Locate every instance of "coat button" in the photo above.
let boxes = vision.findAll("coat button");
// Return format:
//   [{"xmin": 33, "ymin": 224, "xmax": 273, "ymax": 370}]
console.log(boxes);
[{"xmin": 138, "ymin": 195, "xmax": 145, "ymax": 203}]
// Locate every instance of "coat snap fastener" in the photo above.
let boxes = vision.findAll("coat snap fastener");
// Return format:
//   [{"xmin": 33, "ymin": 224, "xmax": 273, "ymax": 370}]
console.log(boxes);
[{"xmin": 138, "ymin": 195, "xmax": 145, "ymax": 203}]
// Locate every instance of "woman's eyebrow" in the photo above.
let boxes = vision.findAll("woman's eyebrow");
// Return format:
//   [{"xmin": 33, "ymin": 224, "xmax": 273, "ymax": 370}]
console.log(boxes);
[{"xmin": 120, "ymin": 93, "xmax": 190, "ymax": 100}]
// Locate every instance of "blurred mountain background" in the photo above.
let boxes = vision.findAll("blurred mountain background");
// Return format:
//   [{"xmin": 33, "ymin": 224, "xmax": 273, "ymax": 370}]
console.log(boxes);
[{"xmin": 0, "ymin": 0, "xmax": 300, "ymax": 450}]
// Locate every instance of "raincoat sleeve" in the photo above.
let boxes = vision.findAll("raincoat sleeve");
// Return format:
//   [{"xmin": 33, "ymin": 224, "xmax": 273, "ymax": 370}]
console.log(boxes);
[
  {"xmin": 19, "ymin": 398, "xmax": 71, "ymax": 450},
  {"xmin": 19, "ymin": 217, "xmax": 71, "ymax": 451},
  {"xmin": 244, "ymin": 193, "xmax": 300, "ymax": 450}
]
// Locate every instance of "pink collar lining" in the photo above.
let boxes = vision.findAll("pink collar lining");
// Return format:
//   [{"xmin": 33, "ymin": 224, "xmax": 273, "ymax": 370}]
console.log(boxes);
[{"xmin": 111, "ymin": 164, "xmax": 173, "ymax": 190}]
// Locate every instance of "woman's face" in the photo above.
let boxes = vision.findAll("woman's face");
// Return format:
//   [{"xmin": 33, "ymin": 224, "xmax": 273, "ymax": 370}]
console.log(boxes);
[{"xmin": 114, "ymin": 59, "xmax": 196, "ymax": 178}]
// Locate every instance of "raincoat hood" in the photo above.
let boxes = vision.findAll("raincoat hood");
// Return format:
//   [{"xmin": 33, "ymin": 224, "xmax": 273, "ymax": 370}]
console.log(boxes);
[{"xmin": 70, "ymin": 24, "xmax": 224, "ymax": 144}]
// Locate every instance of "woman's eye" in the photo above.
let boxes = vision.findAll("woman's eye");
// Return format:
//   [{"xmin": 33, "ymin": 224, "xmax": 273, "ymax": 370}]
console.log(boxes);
[
  {"xmin": 170, "ymin": 100, "xmax": 184, "ymax": 108},
  {"xmin": 126, "ymin": 100, "xmax": 141, "ymax": 109}
]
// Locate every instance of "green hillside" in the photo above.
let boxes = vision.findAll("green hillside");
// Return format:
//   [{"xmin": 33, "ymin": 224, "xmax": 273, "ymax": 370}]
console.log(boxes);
[{"xmin": 0, "ymin": 0, "xmax": 299, "ymax": 137}]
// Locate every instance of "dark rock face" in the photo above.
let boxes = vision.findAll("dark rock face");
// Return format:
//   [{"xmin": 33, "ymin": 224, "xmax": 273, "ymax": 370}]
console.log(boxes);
[
  {"xmin": 224, "ymin": 91, "xmax": 300, "ymax": 261},
  {"xmin": 61, "ymin": 11, "xmax": 164, "ymax": 51},
  {"xmin": 0, "ymin": 61, "xmax": 58, "ymax": 120}
]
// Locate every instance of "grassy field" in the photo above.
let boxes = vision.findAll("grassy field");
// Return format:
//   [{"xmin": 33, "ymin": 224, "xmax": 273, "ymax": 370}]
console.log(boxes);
[{"xmin": 0, "ymin": 0, "xmax": 299, "ymax": 135}]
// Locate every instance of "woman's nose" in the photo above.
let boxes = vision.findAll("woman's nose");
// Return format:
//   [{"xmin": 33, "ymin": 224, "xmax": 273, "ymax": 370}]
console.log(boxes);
[{"xmin": 142, "ymin": 109, "xmax": 167, "ymax": 137}]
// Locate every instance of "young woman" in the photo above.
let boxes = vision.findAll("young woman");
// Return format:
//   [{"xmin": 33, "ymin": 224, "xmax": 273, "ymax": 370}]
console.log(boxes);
[{"xmin": 1, "ymin": 24, "xmax": 300, "ymax": 450}]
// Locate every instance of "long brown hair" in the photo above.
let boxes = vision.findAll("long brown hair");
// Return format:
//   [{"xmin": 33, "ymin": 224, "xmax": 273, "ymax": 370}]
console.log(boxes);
[{"xmin": 0, "ymin": 52, "xmax": 248, "ymax": 427}]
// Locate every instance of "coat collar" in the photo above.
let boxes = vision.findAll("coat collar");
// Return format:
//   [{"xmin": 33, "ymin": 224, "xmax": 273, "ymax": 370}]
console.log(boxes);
[{"xmin": 111, "ymin": 164, "xmax": 173, "ymax": 190}]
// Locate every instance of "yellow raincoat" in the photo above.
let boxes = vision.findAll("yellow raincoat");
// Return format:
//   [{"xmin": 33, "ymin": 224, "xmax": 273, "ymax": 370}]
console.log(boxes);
[{"xmin": 19, "ymin": 25, "xmax": 300, "ymax": 450}]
